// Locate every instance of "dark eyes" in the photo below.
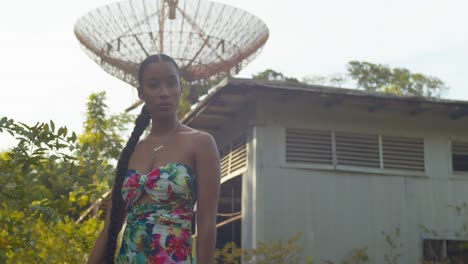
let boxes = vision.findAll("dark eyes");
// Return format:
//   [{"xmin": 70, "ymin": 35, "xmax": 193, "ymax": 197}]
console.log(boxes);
[
  {"xmin": 147, "ymin": 81, "xmax": 160, "ymax": 88},
  {"xmin": 145, "ymin": 79, "xmax": 178, "ymax": 88},
  {"xmin": 168, "ymin": 79, "xmax": 178, "ymax": 86}
]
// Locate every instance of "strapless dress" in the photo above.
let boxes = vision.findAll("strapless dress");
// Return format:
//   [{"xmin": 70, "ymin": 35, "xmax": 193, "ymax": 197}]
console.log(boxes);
[{"xmin": 117, "ymin": 162, "xmax": 197, "ymax": 264}]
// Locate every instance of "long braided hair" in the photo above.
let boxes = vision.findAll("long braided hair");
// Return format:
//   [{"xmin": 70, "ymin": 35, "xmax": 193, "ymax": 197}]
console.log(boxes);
[{"xmin": 105, "ymin": 54, "xmax": 181, "ymax": 263}]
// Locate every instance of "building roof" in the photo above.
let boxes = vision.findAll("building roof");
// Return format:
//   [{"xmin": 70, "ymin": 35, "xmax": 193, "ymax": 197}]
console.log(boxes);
[{"xmin": 181, "ymin": 77, "xmax": 468, "ymax": 133}]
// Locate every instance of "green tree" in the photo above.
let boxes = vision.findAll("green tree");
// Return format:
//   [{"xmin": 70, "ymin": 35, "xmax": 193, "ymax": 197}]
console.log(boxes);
[
  {"xmin": 0, "ymin": 201, "xmax": 103, "ymax": 263},
  {"xmin": 0, "ymin": 117, "xmax": 103, "ymax": 263},
  {"xmin": 0, "ymin": 91, "xmax": 133, "ymax": 263},
  {"xmin": 178, "ymin": 75, "xmax": 228, "ymax": 119},
  {"xmin": 0, "ymin": 117, "xmax": 77, "ymax": 208},
  {"xmin": 259, "ymin": 62, "xmax": 448, "ymax": 98},
  {"xmin": 80, "ymin": 91, "xmax": 134, "ymax": 161},
  {"xmin": 78, "ymin": 92, "xmax": 134, "ymax": 198},
  {"xmin": 346, "ymin": 61, "xmax": 448, "ymax": 97},
  {"xmin": 253, "ymin": 69, "xmax": 300, "ymax": 83}
]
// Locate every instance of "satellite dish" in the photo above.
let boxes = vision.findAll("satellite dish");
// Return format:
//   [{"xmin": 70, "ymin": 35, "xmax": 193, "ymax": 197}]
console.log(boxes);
[{"xmin": 74, "ymin": 0, "xmax": 269, "ymax": 87}]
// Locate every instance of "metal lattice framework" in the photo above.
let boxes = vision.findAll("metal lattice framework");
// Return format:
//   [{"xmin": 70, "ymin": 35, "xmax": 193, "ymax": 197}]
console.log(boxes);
[{"xmin": 74, "ymin": 0, "xmax": 269, "ymax": 87}]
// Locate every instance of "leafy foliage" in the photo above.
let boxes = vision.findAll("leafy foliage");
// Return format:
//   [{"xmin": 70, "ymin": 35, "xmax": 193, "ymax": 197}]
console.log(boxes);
[
  {"xmin": 0, "ymin": 91, "xmax": 133, "ymax": 263},
  {"xmin": 178, "ymin": 76, "xmax": 227, "ymax": 119},
  {"xmin": 0, "ymin": 204, "xmax": 102, "ymax": 263},
  {"xmin": 0, "ymin": 117, "xmax": 77, "ymax": 208},
  {"xmin": 214, "ymin": 232, "xmax": 370, "ymax": 264},
  {"xmin": 449, "ymin": 202, "xmax": 468, "ymax": 237},
  {"xmin": 341, "ymin": 248, "xmax": 369, "ymax": 264},
  {"xmin": 214, "ymin": 242, "xmax": 243, "ymax": 264},
  {"xmin": 215, "ymin": 232, "xmax": 315, "ymax": 264},
  {"xmin": 253, "ymin": 69, "xmax": 300, "ymax": 83},
  {"xmin": 346, "ymin": 61, "xmax": 448, "ymax": 97},
  {"xmin": 382, "ymin": 225, "xmax": 402, "ymax": 264},
  {"xmin": 254, "ymin": 61, "xmax": 448, "ymax": 98},
  {"xmin": 419, "ymin": 203, "xmax": 468, "ymax": 263}
]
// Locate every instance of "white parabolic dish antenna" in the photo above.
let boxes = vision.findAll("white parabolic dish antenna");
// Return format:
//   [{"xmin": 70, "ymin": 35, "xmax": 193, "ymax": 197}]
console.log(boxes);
[{"xmin": 74, "ymin": 0, "xmax": 270, "ymax": 86}]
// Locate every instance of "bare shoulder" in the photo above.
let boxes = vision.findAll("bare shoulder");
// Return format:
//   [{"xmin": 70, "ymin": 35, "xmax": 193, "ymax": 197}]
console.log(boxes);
[
  {"xmin": 194, "ymin": 130, "xmax": 216, "ymax": 146},
  {"xmin": 180, "ymin": 126, "xmax": 216, "ymax": 148},
  {"xmin": 181, "ymin": 127, "xmax": 219, "ymax": 163}
]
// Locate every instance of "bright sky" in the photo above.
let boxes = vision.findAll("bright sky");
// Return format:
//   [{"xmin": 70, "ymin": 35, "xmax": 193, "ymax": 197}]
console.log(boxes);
[{"xmin": 1, "ymin": 0, "xmax": 467, "ymax": 150}]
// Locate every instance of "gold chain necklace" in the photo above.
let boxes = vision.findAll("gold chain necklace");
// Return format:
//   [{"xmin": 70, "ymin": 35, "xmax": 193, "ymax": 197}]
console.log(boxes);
[{"xmin": 152, "ymin": 121, "xmax": 181, "ymax": 153}]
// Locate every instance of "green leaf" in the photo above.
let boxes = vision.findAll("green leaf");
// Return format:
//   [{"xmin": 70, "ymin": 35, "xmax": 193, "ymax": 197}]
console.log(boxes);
[
  {"xmin": 18, "ymin": 122, "xmax": 31, "ymax": 130},
  {"xmin": 0, "ymin": 116, "xmax": 7, "ymax": 125},
  {"xmin": 49, "ymin": 120, "xmax": 55, "ymax": 132},
  {"xmin": 57, "ymin": 143, "xmax": 68, "ymax": 149},
  {"xmin": 21, "ymin": 161, "xmax": 31, "ymax": 175}
]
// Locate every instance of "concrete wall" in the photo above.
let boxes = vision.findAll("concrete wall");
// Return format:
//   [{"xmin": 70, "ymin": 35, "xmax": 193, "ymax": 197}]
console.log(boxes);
[{"xmin": 249, "ymin": 91, "xmax": 468, "ymax": 263}]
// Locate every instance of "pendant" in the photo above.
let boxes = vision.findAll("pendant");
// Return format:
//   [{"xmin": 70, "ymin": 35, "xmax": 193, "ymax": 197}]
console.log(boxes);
[{"xmin": 153, "ymin": 145, "xmax": 164, "ymax": 152}]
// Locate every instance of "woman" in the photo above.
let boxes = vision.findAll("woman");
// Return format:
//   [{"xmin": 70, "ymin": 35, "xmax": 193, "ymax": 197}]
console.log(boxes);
[{"xmin": 87, "ymin": 54, "xmax": 220, "ymax": 264}]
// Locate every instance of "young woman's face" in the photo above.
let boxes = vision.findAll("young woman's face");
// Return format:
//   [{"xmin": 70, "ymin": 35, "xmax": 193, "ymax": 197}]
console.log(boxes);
[{"xmin": 139, "ymin": 61, "xmax": 181, "ymax": 117}]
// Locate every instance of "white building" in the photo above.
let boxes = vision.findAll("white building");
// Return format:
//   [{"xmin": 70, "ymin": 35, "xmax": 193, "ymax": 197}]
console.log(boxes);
[{"xmin": 183, "ymin": 78, "xmax": 468, "ymax": 263}]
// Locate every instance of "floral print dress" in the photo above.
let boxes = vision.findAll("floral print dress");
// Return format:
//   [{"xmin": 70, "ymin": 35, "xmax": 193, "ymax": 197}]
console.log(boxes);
[{"xmin": 118, "ymin": 162, "xmax": 197, "ymax": 264}]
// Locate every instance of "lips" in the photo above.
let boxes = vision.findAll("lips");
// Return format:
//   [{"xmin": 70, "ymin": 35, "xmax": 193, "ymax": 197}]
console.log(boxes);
[{"xmin": 157, "ymin": 103, "xmax": 172, "ymax": 109}]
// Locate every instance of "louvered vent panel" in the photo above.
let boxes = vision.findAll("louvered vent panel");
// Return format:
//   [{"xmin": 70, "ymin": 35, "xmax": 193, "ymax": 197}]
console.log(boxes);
[
  {"xmin": 382, "ymin": 136, "xmax": 424, "ymax": 171},
  {"xmin": 219, "ymin": 133, "xmax": 247, "ymax": 178},
  {"xmin": 285, "ymin": 128, "xmax": 332, "ymax": 165},
  {"xmin": 219, "ymin": 146, "xmax": 231, "ymax": 177},
  {"xmin": 230, "ymin": 134, "xmax": 247, "ymax": 172},
  {"xmin": 335, "ymin": 132, "xmax": 379, "ymax": 168},
  {"xmin": 452, "ymin": 141, "xmax": 468, "ymax": 172}
]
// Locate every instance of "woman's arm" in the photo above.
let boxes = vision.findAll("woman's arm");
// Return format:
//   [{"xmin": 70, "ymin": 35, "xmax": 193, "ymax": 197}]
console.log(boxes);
[
  {"xmin": 194, "ymin": 132, "xmax": 221, "ymax": 264},
  {"xmin": 87, "ymin": 198, "xmax": 113, "ymax": 264}
]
